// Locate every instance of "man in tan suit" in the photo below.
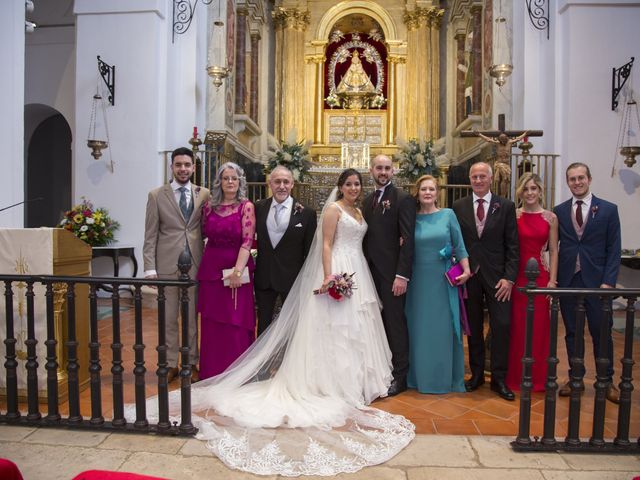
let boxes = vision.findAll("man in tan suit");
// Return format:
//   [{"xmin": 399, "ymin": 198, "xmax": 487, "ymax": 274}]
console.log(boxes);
[{"xmin": 143, "ymin": 147, "xmax": 210, "ymax": 382}]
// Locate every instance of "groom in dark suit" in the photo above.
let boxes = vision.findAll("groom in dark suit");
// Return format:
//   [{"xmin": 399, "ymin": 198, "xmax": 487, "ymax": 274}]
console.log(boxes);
[
  {"xmin": 553, "ymin": 162, "xmax": 621, "ymax": 403},
  {"xmin": 453, "ymin": 161, "xmax": 519, "ymax": 400},
  {"xmin": 363, "ymin": 154, "xmax": 416, "ymax": 396},
  {"xmin": 254, "ymin": 166, "xmax": 317, "ymax": 335}
]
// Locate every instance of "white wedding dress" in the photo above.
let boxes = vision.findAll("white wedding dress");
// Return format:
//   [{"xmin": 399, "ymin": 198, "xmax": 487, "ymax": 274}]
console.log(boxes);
[{"xmin": 134, "ymin": 190, "xmax": 415, "ymax": 476}]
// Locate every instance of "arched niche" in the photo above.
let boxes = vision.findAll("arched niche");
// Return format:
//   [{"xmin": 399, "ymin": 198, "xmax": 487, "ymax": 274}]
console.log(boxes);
[{"xmin": 315, "ymin": 1, "xmax": 399, "ymax": 44}]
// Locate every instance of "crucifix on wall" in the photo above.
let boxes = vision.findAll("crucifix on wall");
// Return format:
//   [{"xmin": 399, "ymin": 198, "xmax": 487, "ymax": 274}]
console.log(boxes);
[{"xmin": 461, "ymin": 114, "xmax": 543, "ymax": 197}]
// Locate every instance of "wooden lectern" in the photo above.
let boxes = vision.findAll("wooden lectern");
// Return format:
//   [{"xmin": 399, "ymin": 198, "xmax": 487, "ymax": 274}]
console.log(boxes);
[{"xmin": 0, "ymin": 228, "xmax": 92, "ymax": 402}]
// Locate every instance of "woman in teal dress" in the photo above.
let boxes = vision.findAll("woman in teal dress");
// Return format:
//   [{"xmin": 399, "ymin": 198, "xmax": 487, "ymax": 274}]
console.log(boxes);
[{"xmin": 406, "ymin": 175, "xmax": 472, "ymax": 393}]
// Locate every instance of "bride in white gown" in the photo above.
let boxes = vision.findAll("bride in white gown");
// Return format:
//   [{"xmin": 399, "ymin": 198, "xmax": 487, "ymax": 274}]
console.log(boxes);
[{"xmin": 140, "ymin": 168, "xmax": 414, "ymax": 476}]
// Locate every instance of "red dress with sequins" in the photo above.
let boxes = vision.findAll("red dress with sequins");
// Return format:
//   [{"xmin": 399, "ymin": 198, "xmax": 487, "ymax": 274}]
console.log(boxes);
[{"xmin": 506, "ymin": 212, "xmax": 551, "ymax": 392}]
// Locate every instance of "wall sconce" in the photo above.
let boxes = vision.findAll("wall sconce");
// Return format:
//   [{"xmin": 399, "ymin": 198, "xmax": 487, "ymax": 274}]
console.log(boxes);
[
  {"xmin": 97, "ymin": 55, "xmax": 115, "ymax": 105},
  {"xmin": 489, "ymin": 2, "xmax": 513, "ymax": 88},
  {"xmin": 207, "ymin": 17, "xmax": 230, "ymax": 90},
  {"xmin": 612, "ymin": 57, "xmax": 634, "ymax": 111}
]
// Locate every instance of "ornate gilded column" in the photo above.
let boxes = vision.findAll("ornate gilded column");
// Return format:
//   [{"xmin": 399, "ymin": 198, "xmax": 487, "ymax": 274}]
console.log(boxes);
[
  {"xmin": 403, "ymin": 7, "xmax": 444, "ymax": 141},
  {"xmin": 273, "ymin": 7, "xmax": 310, "ymax": 140},
  {"xmin": 235, "ymin": 8, "xmax": 248, "ymax": 114},
  {"xmin": 249, "ymin": 32, "xmax": 260, "ymax": 122},
  {"xmin": 387, "ymin": 55, "xmax": 404, "ymax": 145},
  {"xmin": 306, "ymin": 52, "xmax": 325, "ymax": 144},
  {"xmin": 471, "ymin": 5, "xmax": 482, "ymax": 115},
  {"xmin": 455, "ymin": 33, "xmax": 466, "ymax": 125}
]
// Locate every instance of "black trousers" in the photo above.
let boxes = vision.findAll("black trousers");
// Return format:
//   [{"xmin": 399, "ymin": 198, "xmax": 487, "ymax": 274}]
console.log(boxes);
[
  {"xmin": 464, "ymin": 272, "xmax": 512, "ymax": 381},
  {"xmin": 372, "ymin": 274, "xmax": 410, "ymax": 381},
  {"xmin": 255, "ymin": 287, "xmax": 288, "ymax": 336}
]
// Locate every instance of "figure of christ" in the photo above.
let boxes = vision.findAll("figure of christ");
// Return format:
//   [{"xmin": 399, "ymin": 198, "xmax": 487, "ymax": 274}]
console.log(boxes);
[
  {"xmin": 336, "ymin": 50, "xmax": 376, "ymax": 94},
  {"xmin": 475, "ymin": 131, "xmax": 528, "ymax": 198}
]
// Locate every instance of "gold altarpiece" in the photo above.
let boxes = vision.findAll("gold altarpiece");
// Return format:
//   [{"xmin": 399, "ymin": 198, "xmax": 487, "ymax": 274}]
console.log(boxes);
[{"xmin": 272, "ymin": 1, "xmax": 444, "ymax": 167}]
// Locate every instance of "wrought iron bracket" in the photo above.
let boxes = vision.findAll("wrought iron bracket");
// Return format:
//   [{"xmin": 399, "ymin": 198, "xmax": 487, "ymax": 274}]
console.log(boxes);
[
  {"xmin": 526, "ymin": 0, "xmax": 549, "ymax": 39},
  {"xmin": 612, "ymin": 57, "xmax": 634, "ymax": 111},
  {"xmin": 97, "ymin": 56, "xmax": 115, "ymax": 106},
  {"xmin": 173, "ymin": 0, "xmax": 214, "ymax": 43}
]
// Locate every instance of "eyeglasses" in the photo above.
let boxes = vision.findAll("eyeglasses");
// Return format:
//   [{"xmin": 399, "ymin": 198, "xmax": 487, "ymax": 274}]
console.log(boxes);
[{"xmin": 222, "ymin": 176, "xmax": 239, "ymax": 183}]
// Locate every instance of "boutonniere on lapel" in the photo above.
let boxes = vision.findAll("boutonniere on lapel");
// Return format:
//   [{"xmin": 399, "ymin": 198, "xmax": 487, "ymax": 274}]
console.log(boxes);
[
  {"xmin": 293, "ymin": 202, "xmax": 304, "ymax": 215},
  {"xmin": 381, "ymin": 200, "xmax": 391, "ymax": 215},
  {"xmin": 591, "ymin": 205, "xmax": 598, "ymax": 219},
  {"xmin": 491, "ymin": 202, "xmax": 500, "ymax": 215},
  {"xmin": 194, "ymin": 186, "xmax": 201, "ymax": 199}
]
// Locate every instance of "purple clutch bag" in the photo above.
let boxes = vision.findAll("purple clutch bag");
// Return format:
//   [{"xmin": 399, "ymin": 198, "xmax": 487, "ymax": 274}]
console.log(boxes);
[{"xmin": 445, "ymin": 262, "xmax": 464, "ymax": 286}]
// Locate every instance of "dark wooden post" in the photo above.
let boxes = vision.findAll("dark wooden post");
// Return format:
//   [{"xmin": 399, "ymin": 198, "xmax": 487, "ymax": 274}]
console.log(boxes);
[
  {"xmin": 614, "ymin": 295, "xmax": 637, "ymax": 447},
  {"xmin": 44, "ymin": 282, "xmax": 60, "ymax": 423},
  {"xmin": 515, "ymin": 258, "xmax": 538, "ymax": 446},
  {"xmin": 541, "ymin": 295, "xmax": 560, "ymax": 446},
  {"xmin": 156, "ymin": 285, "xmax": 170, "ymax": 431},
  {"xmin": 25, "ymin": 280, "xmax": 41, "ymax": 421},
  {"xmin": 3, "ymin": 281, "xmax": 20, "ymax": 420},
  {"xmin": 133, "ymin": 284, "xmax": 148, "ymax": 429},
  {"xmin": 111, "ymin": 286, "xmax": 125, "ymax": 427},
  {"xmin": 177, "ymin": 246, "xmax": 195, "ymax": 434},
  {"xmin": 88, "ymin": 284, "xmax": 104, "ymax": 425},
  {"xmin": 590, "ymin": 293, "xmax": 612, "ymax": 446},
  {"xmin": 66, "ymin": 282, "xmax": 82, "ymax": 425},
  {"xmin": 566, "ymin": 295, "xmax": 587, "ymax": 447}
]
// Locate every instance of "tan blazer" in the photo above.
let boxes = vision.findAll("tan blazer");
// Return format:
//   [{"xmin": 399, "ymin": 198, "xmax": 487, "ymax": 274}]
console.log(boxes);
[{"xmin": 143, "ymin": 183, "xmax": 211, "ymax": 277}]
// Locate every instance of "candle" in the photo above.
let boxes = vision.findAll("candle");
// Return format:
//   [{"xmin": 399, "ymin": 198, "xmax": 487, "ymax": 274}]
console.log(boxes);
[{"xmin": 193, "ymin": 126, "xmax": 198, "ymax": 138}]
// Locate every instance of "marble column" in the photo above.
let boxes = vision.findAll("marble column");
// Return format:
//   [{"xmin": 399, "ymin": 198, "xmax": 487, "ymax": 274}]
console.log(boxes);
[
  {"xmin": 249, "ymin": 32, "xmax": 260, "ymax": 122},
  {"xmin": 455, "ymin": 33, "xmax": 466, "ymax": 126},
  {"xmin": 471, "ymin": 5, "xmax": 482, "ymax": 115},
  {"xmin": 234, "ymin": 7, "xmax": 248, "ymax": 114}
]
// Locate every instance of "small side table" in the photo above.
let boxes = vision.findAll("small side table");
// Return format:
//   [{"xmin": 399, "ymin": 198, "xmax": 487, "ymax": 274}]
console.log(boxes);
[{"xmin": 92, "ymin": 245, "xmax": 138, "ymax": 292}]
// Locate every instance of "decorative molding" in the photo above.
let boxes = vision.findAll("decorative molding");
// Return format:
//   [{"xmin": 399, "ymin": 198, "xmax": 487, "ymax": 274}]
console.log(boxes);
[
  {"xmin": 404, "ymin": 7, "xmax": 445, "ymax": 31},
  {"xmin": 272, "ymin": 7, "xmax": 310, "ymax": 30}
]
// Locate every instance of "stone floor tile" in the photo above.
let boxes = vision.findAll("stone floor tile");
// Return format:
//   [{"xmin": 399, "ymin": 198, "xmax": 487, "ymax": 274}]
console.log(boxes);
[
  {"xmin": 407, "ymin": 467, "xmax": 546, "ymax": 479},
  {"xmin": 179, "ymin": 438, "xmax": 216, "ymax": 457},
  {"xmin": 470, "ymin": 436, "xmax": 570, "ymax": 469},
  {"xmin": 558, "ymin": 452, "xmax": 640, "ymax": 471},
  {"xmin": 119, "ymin": 452, "xmax": 274, "ymax": 480},
  {"xmin": 387, "ymin": 435, "xmax": 478, "ymax": 467},
  {"xmin": 310, "ymin": 466, "xmax": 406, "ymax": 480},
  {"xmin": 22, "ymin": 427, "xmax": 111, "ymax": 447},
  {"xmin": 0, "ymin": 442, "xmax": 129, "ymax": 479},
  {"xmin": 542, "ymin": 471, "xmax": 639, "ymax": 480},
  {"xmin": 100, "ymin": 432, "xmax": 188, "ymax": 454},
  {"xmin": 0, "ymin": 425, "xmax": 36, "ymax": 441}
]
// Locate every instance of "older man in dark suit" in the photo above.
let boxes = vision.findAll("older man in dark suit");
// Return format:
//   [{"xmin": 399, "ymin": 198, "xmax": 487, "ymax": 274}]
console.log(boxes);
[
  {"xmin": 453, "ymin": 161, "xmax": 519, "ymax": 400},
  {"xmin": 254, "ymin": 166, "xmax": 317, "ymax": 335},
  {"xmin": 553, "ymin": 162, "xmax": 621, "ymax": 403}
]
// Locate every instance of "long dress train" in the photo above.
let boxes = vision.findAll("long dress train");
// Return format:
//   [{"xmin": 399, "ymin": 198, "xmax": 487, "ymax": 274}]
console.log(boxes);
[{"xmin": 131, "ymin": 189, "xmax": 415, "ymax": 476}]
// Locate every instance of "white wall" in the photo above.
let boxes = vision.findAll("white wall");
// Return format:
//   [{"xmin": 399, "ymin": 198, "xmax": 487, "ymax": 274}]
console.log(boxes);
[
  {"xmin": 556, "ymin": 0, "xmax": 640, "ymax": 248},
  {"xmin": 74, "ymin": 0, "xmax": 171, "ymax": 275},
  {"xmin": 0, "ymin": 0, "xmax": 25, "ymax": 227}
]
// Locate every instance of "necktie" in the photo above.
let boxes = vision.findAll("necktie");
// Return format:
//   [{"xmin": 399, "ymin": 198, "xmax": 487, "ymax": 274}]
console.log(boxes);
[
  {"xmin": 575, "ymin": 200, "xmax": 583, "ymax": 227},
  {"xmin": 373, "ymin": 189, "xmax": 383, "ymax": 208},
  {"xmin": 476, "ymin": 198, "xmax": 485, "ymax": 222},
  {"xmin": 178, "ymin": 187, "xmax": 190, "ymax": 221},
  {"xmin": 274, "ymin": 203, "xmax": 285, "ymax": 226}
]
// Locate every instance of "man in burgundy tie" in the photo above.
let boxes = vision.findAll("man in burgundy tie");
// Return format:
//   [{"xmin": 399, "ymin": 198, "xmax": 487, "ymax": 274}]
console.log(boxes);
[
  {"xmin": 553, "ymin": 162, "xmax": 621, "ymax": 403},
  {"xmin": 452, "ymin": 162, "xmax": 519, "ymax": 400}
]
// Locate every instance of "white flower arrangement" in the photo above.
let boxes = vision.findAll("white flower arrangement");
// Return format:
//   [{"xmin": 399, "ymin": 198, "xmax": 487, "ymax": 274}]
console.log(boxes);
[
  {"xmin": 395, "ymin": 137, "xmax": 442, "ymax": 181},
  {"xmin": 265, "ymin": 129, "xmax": 313, "ymax": 182}
]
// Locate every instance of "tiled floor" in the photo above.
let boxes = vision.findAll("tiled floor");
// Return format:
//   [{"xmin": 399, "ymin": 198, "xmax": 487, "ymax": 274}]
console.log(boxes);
[{"xmin": 3, "ymin": 296, "xmax": 639, "ymax": 441}]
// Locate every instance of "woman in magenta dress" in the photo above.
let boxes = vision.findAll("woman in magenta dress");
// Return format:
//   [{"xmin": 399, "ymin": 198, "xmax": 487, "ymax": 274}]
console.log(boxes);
[
  {"xmin": 197, "ymin": 162, "xmax": 256, "ymax": 380},
  {"xmin": 506, "ymin": 173, "xmax": 558, "ymax": 391}
]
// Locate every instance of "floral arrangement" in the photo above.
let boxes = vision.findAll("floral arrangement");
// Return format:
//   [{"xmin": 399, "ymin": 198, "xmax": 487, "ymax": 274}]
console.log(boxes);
[
  {"xmin": 58, "ymin": 197, "xmax": 119, "ymax": 246},
  {"xmin": 265, "ymin": 129, "xmax": 313, "ymax": 182},
  {"xmin": 313, "ymin": 272, "xmax": 356, "ymax": 301},
  {"xmin": 395, "ymin": 137, "xmax": 441, "ymax": 181}
]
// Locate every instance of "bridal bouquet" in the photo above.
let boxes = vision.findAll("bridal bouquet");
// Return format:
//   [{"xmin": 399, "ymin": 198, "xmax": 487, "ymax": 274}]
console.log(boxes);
[
  {"xmin": 58, "ymin": 197, "xmax": 120, "ymax": 247},
  {"xmin": 314, "ymin": 272, "xmax": 356, "ymax": 301}
]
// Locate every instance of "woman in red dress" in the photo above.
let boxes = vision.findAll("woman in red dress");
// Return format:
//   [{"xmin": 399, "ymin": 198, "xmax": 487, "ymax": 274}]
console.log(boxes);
[{"xmin": 506, "ymin": 173, "xmax": 558, "ymax": 391}]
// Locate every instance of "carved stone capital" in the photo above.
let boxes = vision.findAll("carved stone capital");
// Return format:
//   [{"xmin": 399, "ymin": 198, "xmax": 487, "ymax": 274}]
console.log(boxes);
[
  {"xmin": 387, "ymin": 55, "xmax": 407, "ymax": 65},
  {"xmin": 404, "ymin": 7, "xmax": 445, "ymax": 30},
  {"xmin": 305, "ymin": 54, "xmax": 325, "ymax": 65},
  {"xmin": 273, "ymin": 7, "xmax": 310, "ymax": 31}
]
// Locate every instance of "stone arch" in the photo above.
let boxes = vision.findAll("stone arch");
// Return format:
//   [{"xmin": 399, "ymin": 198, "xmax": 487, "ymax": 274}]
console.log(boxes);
[{"xmin": 316, "ymin": 1, "xmax": 399, "ymax": 42}]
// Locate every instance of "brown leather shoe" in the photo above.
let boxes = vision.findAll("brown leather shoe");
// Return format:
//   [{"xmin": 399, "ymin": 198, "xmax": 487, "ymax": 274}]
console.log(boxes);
[
  {"xmin": 167, "ymin": 366, "xmax": 179, "ymax": 382},
  {"xmin": 191, "ymin": 366, "xmax": 200, "ymax": 383},
  {"xmin": 558, "ymin": 381, "xmax": 571, "ymax": 397},
  {"xmin": 606, "ymin": 384, "xmax": 620, "ymax": 404}
]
